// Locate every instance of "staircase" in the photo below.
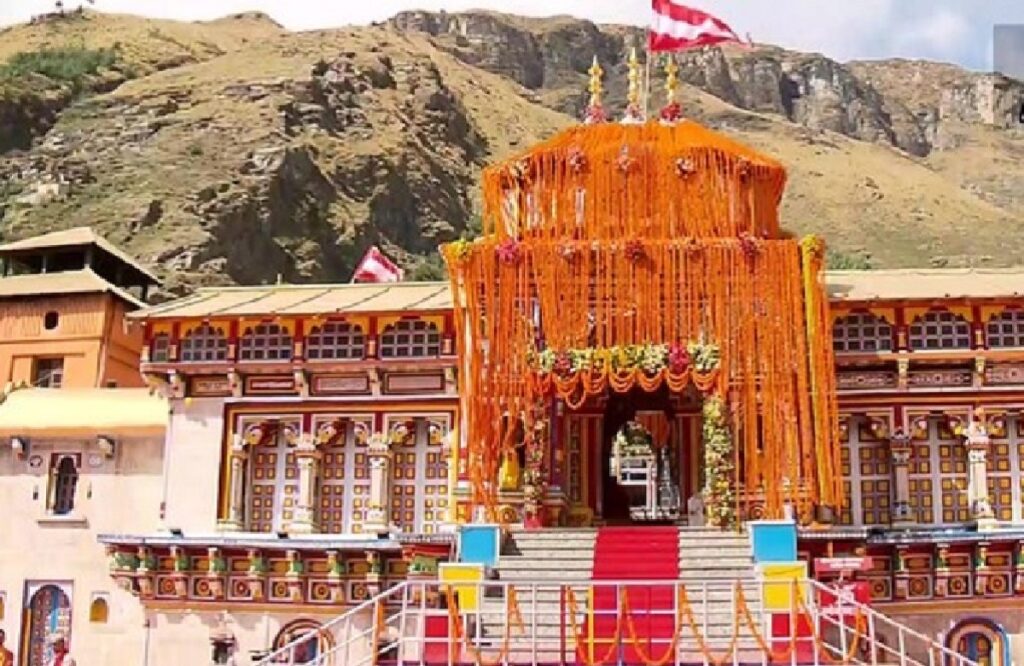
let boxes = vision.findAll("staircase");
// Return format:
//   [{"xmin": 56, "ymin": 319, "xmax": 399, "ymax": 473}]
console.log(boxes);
[{"xmin": 253, "ymin": 526, "xmax": 982, "ymax": 666}]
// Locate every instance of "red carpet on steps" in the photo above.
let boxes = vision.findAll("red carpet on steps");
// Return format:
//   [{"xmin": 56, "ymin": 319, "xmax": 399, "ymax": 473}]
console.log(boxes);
[{"xmin": 586, "ymin": 526, "xmax": 679, "ymax": 664}]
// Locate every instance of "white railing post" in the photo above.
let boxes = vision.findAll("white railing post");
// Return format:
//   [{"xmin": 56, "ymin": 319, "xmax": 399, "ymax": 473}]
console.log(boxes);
[
  {"xmin": 732, "ymin": 581, "xmax": 739, "ymax": 666},
  {"xmin": 898, "ymin": 627, "xmax": 908, "ymax": 666},
  {"xmin": 675, "ymin": 583, "xmax": 682, "ymax": 666},
  {"xmin": 419, "ymin": 582, "xmax": 427, "ymax": 666},
  {"xmin": 792, "ymin": 580, "xmax": 800, "ymax": 666},
  {"xmin": 702, "ymin": 581, "xmax": 710, "ymax": 666},
  {"xmin": 531, "ymin": 583, "xmax": 538, "ymax": 666},
  {"xmin": 868, "ymin": 611, "xmax": 877, "ymax": 666}
]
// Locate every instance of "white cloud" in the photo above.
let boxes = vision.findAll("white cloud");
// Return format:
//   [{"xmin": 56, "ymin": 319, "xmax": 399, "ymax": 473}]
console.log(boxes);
[{"xmin": 3, "ymin": 0, "xmax": 1023, "ymax": 70}]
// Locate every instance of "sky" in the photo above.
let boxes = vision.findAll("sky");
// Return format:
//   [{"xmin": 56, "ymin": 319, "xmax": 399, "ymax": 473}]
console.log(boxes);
[{"xmin": 3, "ymin": 1, "xmax": 1024, "ymax": 71}]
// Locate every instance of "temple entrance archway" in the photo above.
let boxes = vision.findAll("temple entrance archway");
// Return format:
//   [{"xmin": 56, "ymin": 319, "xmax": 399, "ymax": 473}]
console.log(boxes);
[{"xmin": 596, "ymin": 386, "xmax": 702, "ymax": 524}]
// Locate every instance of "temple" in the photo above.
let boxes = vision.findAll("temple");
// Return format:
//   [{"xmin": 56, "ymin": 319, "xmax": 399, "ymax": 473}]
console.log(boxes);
[{"xmin": 1, "ymin": 60, "xmax": 1023, "ymax": 666}]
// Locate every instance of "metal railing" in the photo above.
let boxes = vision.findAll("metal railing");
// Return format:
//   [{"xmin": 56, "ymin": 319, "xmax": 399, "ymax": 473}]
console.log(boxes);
[{"xmin": 254, "ymin": 578, "xmax": 978, "ymax": 666}]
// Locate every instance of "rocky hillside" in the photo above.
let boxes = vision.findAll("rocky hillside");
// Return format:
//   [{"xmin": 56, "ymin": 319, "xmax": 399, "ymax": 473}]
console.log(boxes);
[{"xmin": 0, "ymin": 9, "xmax": 1022, "ymax": 296}]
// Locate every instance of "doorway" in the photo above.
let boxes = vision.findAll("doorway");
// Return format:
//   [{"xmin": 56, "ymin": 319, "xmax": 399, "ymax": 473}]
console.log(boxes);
[{"xmin": 21, "ymin": 583, "xmax": 72, "ymax": 666}]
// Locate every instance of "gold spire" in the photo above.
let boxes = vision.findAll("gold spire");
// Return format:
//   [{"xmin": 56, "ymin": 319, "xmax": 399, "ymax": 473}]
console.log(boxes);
[
  {"xmin": 627, "ymin": 47, "xmax": 641, "ymax": 110},
  {"xmin": 664, "ymin": 56, "xmax": 679, "ymax": 107},
  {"xmin": 587, "ymin": 56, "xmax": 604, "ymax": 109}
]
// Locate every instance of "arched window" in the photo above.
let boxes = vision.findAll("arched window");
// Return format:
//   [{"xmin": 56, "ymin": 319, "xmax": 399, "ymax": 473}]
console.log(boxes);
[
  {"xmin": 832, "ymin": 312, "xmax": 893, "ymax": 353},
  {"xmin": 89, "ymin": 596, "xmax": 109, "ymax": 623},
  {"xmin": 149, "ymin": 333, "xmax": 170, "ymax": 362},
  {"xmin": 909, "ymin": 310, "xmax": 971, "ymax": 351},
  {"xmin": 239, "ymin": 323, "xmax": 293, "ymax": 362},
  {"xmin": 180, "ymin": 324, "xmax": 228, "ymax": 362},
  {"xmin": 273, "ymin": 619, "xmax": 333, "ymax": 663},
  {"xmin": 51, "ymin": 455, "xmax": 78, "ymax": 515},
  {"xmin": 307, "ymin": 322, "xmax": 366, "ymax": 361},
  {"xmin": 379, "ymin": 319, "xmax": 441, "ymax": 358},
  {"xmin": 987, "ymin": 309, "xmax": 1024, "ymax": 349},
  {"xmin": 946, "ymin": 619, "xmax": 1008, "ymax": 666}
]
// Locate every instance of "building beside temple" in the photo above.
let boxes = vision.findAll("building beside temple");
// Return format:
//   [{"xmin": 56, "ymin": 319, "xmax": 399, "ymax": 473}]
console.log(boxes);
[{"xmin": 0, "ymin": 228, "xmax": 166, "ymax": 666}]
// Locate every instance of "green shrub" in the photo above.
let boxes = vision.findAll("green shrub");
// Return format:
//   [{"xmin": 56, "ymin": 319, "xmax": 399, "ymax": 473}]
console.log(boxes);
[
  {"xmin": 827, "ymin": 250, "xmax": 873, "ymax": 270},
  {"xmin": 0, "ymin": 46, "xmax": 118, "ymax": 91}
]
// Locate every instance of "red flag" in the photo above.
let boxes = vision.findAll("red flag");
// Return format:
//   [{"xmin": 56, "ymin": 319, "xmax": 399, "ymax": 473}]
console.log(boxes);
[
  {"xmin": 352, "ymin": 246, "xmax": 403, "ymax": 283},
  {"xmin": 649, "ymin": 1, "xmax": 743, "ymax": 52}
]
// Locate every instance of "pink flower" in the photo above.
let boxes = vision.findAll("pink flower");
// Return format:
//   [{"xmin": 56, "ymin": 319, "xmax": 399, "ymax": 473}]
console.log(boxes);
[
  {"xmin": 496, "ymin": 239, "xmax": 522, "ymax": 265},
  {"xmin": 675, "ymin": 156, "xmax": 696, "ymax": 178},
  {"xmin": 568, "ymin": 148, "xmax": 588, "ymax": 173},
  {"xmin": 739, "ymin": 233, "xmax": 760, "ymax": 262},
  {"xmin": 661, "ymin": 102, "xmax": 682, "ymax": 123},
  {"xmin": 668, "ymin": 343, "xmax": 690, "ymax": 373},
  {"xmin": 616, "ymin": 146, "xmax": 636, "ymax": 174},
  {"xmin": 557, "ymin": 242, "xmax": 578, "ymax": 263},
  {"xmin": 624, "ymin": 239, "xmax": 645, "ymax": 263}
]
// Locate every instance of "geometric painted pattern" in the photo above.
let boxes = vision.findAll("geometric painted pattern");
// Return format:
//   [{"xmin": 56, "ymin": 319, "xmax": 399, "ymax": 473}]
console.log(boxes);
[
  {"xmin": 318, "ymin": 418, "xmax": 371, "ymax": 534},
  {"xmin": 387, "ymin": 415, "xmax": 449, "ymax": 534},
  {"xmin": 247, "ymin": 421, "xmax": 300, "ymax": 533}
]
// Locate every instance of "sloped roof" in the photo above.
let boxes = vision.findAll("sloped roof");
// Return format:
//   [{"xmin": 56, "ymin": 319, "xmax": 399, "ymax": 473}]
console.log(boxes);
[
  {"xmin": 133, "ymin": 281, "xmax": 452, "ymax": 319},
  {"xmin": 0, "ymin": 388, "xmax": 167, "ymax": 437},
  {"xmin": 0, "ymin": 226, "xmax": 160, "ymax": 284},
  {"xmin": 826, "ymin": 268, "xmax": 1024, "ymax": 302},
  {"xmin": 0, "ymin": 269, "xmax": 145, "ymax": 307}
]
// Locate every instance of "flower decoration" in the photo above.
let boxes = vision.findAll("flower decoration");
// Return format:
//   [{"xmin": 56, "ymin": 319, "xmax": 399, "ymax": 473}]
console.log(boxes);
[
  {"xmin": 616, "ymin": 146, "xmax": 636, "ymax": 174},
  {"xmin": 585, "ymin": 104, "xmax": 607, "ymax": 124},
  {"xmin": 567, "ymin": 147, "xmax": 588, "ymax": 174},
  {"xmin": 661, "ymin": 102, "xmax": 683, "ymax": 123},
  {"xmin": 682, "ymin": 236, "xmax": 702, "ymax": 255},
  {"xmin": 624, "ymin": 239, "xmax": 645, "ymax": 263},
  {"xmin": 736, "ymin": 158, "xmax": 752, "ymax": 181},
  {"xmin": 702, "ymin": 397, "xmax": 736, "ymax": 528},
  {"xmin": 450, "ymin": 238, "xmax": 472, "ymax": 263},
  {"xmin": 557, "ymin": 242, "xmax": 579, "ymax": 263},
  {"xmin": 668, "ymin": 343, "xmax": 690, "ymax": 373},
  {"xmin": 496, "ymin": 239, "xmax": 522, "ymax": 265},
  {"xmin": 675, "ymin": 156, "xmax": 696, "ymax": 178},
  {"xmin": 687, "ymin": 340, "xmax": 721, "ymax": 373},
  {"xmin": 739, "ymin": 233, "xmax": 761, "ymax": 262},
  {"xmin": 800, "ymin": 235, "xmax": 825, "ymax": 259},
  {"xmin": 552, "ymin": 352, "xmax": 572, "ymax": 376}
]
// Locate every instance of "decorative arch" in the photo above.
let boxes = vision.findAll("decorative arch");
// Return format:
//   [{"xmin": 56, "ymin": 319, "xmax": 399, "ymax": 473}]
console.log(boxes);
[
  {"xmin": 306, "ymin": 321, "xmax": 366, "ymax": 360},
  {"xmin": 179, "ymin": 323, "xmax": 229, "ymax": 362},
  {"xmin": 23, "ymin": 584, "xmax": 72, "ymax": 666},
  {"xmin": 987, "ymin": 307, "xmax": 1024, "ymax": 349},
  {"xmin": 379, "ymin": 319, "xmax": 441, "ymax": 358},
  {"xmin": 88, "ymin": 595, "xmax": 109, "ymax": 623},
  {"xmin": 239, "ymin": 322, "xmax": 293, "ymax": 362},
  {"xmin": 832, "ymin": 311, "xmax": 893, "ymax": 353},
  {"xmin": 273, "ymin": 618, "xmax": 334, "ymax": 663},
  {"xmin": 945, "ymin": 618, "xmax": 1009, "ymax": 666},
  {"xmin": 908, "ymin": 309, "xmax": 971, "ymax": 351}
]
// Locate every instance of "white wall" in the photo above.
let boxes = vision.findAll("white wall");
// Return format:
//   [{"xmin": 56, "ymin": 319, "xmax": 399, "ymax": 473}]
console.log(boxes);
[{"xmin": 163, "ymin": 398, "xmax": 225, "ymax": 532}]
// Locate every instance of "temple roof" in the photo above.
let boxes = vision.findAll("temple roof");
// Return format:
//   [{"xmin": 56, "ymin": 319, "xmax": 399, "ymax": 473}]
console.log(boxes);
[
  {"xmin": 826, "ymin": 268, "xmax": 1024, "ymax": 302},
  {"xmin": 133, "ymin": 281, "xmax": 452, "ymax": 319},
  {"xmin": 0, "ymin": 388, "xmax": 167, "ymax": 437},
  {"xmin": 0, "ymin": 226, "xmax": 160, "ymax": 284},
  {"xmin": 0, "ymin": 268, "xmax": 146, "ymax": 307}
]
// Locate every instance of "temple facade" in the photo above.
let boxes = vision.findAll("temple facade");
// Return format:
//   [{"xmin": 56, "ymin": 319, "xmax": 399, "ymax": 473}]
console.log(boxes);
[{"xmin": 85, "ymin": 267, "xmax": 1024, "ymax": 664}]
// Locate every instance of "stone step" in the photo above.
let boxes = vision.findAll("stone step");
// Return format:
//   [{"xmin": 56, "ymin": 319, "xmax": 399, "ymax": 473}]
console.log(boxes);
[
  {"xmin": 678, "ymin": 557, "xmax": 752, "ymax": 568},
  {"xmin": 498, "ymin": 559, "xmax": 596, "ymax": 571}
]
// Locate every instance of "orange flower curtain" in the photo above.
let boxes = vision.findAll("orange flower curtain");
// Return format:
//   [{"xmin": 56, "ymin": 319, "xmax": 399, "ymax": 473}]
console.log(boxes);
[{"xmin": 444, "ymin": 120, "xmax": 842, "ymax": 519}]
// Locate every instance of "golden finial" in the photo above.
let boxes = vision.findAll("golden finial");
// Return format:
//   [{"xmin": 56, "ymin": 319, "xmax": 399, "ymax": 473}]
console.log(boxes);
[
  {"xmin": 661, "ymin": 55, "xmax": 682, "ymax": 123},
  {"xmin": 665, "ymin": 57, "xmax": 679, "ymax": 105},
  {"xmin": 627, "ymin": 47, "xmax": 641, "ymax": 109},
  {"xmin": 585, "ymin": 56, "xmax": 606, "ymax": 124},
  {"xmin": 588, "ymin": 56, "xmax": 604, "ymax": 108}
]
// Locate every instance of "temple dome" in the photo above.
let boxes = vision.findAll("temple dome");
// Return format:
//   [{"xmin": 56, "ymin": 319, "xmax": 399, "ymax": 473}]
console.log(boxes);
[{"xmin": 482, "ymin": 120, "xmax": 788, "ymax": 242}]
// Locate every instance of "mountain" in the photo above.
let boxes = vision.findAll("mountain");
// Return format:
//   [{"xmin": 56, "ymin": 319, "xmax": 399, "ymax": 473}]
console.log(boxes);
[{"xmin": 0, "ymin": 9, "xmax": 1021, "ymax": 297}]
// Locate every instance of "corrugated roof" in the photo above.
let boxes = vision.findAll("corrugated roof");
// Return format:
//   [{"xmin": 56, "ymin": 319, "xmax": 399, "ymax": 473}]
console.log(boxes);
[
  {"xmin": 0, "ymin": 269, "xmax": 146, "ymax": 307},
  {"xmin": 0, "ymin": 227, "xmax": 160, "ymax": 284},
  {"xmin": 134, "ymin": 282, "xmax": 453, "ymax": 319},
  {"xmin": 826, "ymin": 268, "xmax": 1024, "ymax": 302},
  {"xmin": 0, "ymin": 388, "xmax": 167, "ymax": 437}
]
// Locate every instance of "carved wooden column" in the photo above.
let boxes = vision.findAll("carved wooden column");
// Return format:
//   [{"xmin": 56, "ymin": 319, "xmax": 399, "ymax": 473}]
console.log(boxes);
[
  {"xmin": 220, "ymin": 434, "xmax": 248, "ymax": 531},
  {"xmin": 290, "ymin": 434, "xmax": 321, "ymax": 534},
  {"xmin": 964, "ymin": 415, "xmax": 996, "ymax": 528},
  {"xmin": 365, "ymin": 433, "xmax": 393, "ymax": 534},
  {"xmin": 889, "ymin": 430, "xmax": 914, "ymax": 526}
]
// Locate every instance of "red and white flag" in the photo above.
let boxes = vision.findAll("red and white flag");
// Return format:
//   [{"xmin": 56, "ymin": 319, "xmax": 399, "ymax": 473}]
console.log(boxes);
[
  {"xmin": 352, "ymin": 246, "xmax": 403, "ymax": 283},
  {"xmin": 649, "ymin": 1, "xmax": 744, "ymax": 52}
]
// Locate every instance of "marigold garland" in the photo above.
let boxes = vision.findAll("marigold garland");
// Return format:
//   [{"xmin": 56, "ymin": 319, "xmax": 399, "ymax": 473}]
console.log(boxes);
[{"xmin": 443, "ymin": 120, "xmax": 842, "ymax": 519}]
